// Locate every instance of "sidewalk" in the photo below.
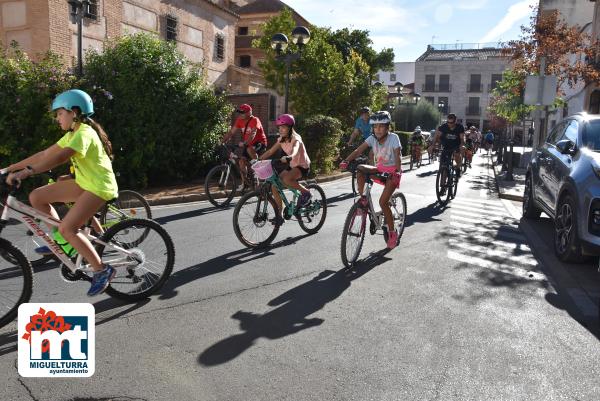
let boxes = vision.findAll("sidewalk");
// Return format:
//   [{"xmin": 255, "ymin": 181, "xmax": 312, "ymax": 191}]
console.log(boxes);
[{"xmin": 489, "ymin": 147, "xmax": 529, "ymax": 202}]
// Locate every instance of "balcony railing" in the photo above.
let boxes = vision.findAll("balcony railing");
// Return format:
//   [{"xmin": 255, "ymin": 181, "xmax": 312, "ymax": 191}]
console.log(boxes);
[
  {"xmin": 467, "ymin": 83, "xmax": 483, "ymax": 93},
  {"xmin": 422, "ymin": 84, "xmax": 452, "ymax": 92},
  {"xmin": 466, "ymin": 106, "xmax": 482, "ymax": 116}
]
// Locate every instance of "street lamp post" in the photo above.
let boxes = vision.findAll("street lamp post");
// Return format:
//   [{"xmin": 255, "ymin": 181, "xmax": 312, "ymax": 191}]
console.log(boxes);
[
  {"xmin": 438, "ymin": 101, "xmax": 445, "ymax": 126},
  {"xmin": 270, "ymin": 26, "xmax": 311, "ymax": 113},
  {"xmin": 67, "ymin": 0, "xmax": 90, "ymax": 77}
]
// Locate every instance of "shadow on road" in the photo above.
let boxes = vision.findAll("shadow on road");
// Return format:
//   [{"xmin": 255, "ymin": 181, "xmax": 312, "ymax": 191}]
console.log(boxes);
[
  {"xmin": 154, "ymin": 205, "xmax": 225, "ymax": 225},
  {"xmin": 198, "ymin": 250, "xmax": 391, "ymax": 367},
  {"xmin": 159, "ymin": 234, "xmax": 312, "ymax": 300},
  {"xmin": 0, "ymin": 329, "xmax": 17, "ymax": 357},
  {"xmin": 405, "ymin": 201, "xmax": 447, "ymax": 227}
]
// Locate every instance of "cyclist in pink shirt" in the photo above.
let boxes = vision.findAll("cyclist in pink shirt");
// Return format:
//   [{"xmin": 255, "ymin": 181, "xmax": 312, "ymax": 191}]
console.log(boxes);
[{"xmin": 259, "ymin": 114, "xmax": 311, "ymax": 225}]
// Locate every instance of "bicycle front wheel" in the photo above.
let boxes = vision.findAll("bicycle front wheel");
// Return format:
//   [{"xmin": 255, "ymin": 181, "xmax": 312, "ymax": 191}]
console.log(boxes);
[
  {"xmin": 297, "ymin": 184, "xmax": 327, "ymax": 234},
  {"xmin": 340, "ymin": 202, "xmax": 367, "ymax": 268},
  {"xmin": 435, "ymin": 167, "xmax": 451, "ymax": 205},
  {"xmin": 0, "ymin": 238, "xmax": 33, "ymax": 329},
  {"xmin": 0, "ymin": 218, "xmax": 54, "ymax": 267},
  {"xmin": 204, "ymin": 164, "xmax": 237, "ymax": 208},
  {"xmin": 97, "ymin": 218, "xmax": 175, "ymax": 301},
  {"xmin": 389, "ymin": 193, "xmax": 407, "ymax": 244},
  {"xmin": 233, "ymin": 190, "xmax": 280, "ymax": 248}
]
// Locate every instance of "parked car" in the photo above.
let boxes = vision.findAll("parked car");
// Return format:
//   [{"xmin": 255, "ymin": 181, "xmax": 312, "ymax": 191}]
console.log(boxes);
[{"xmin": 524, "ymin": 112, "xmax": 600, "ymax": 262}]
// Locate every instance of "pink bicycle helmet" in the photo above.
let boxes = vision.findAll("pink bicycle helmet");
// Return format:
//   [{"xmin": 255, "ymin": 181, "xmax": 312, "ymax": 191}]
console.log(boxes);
[{"xmin": 275, "ymin": 114, "xmax": 295, "ymax": 127}]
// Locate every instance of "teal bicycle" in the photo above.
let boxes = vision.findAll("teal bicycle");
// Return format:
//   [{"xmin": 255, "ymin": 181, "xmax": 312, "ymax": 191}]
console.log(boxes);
[{"xmin": 232, "ymin": 160, "xmax": 327, "ymax": 248}]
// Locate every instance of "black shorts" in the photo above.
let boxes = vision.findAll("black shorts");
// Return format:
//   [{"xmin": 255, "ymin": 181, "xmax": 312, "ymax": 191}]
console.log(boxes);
[
  {"xmin": 440, "ymin": 148, "xmax": 459, "ymax": 165},
  {"xmin": 241, "ymin": 142, "xmax": 266, "ymax": 159},
  {"xmin": 288, "ymin": 165, "xmax": 310, "ymax": 178}
]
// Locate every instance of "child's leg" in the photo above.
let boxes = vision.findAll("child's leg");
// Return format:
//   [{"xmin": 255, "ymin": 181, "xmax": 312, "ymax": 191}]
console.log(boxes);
[
  {"xmin": 59, "ymin": 190, "xmax": 107, "ymax": 271},
  {"xmin": 29, "ymin": 180, "xmax": 85, "ymax": 227},
  {"xmin": 379, "ymin": 179, "xmax": 397, "ymax": 231},
  {"xmin": 271, "ymin": 185, "xmax": 284, "ymax": 218},
  {"xmin": 281, "ymin": 168, "xmax": 306, "ymax": 192}
]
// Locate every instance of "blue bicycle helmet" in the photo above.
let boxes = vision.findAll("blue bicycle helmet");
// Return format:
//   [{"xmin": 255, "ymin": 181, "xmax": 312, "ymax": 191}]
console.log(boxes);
[{"xmin": 51, "ymin": 89, "xmax": 94, "ymax": 116}]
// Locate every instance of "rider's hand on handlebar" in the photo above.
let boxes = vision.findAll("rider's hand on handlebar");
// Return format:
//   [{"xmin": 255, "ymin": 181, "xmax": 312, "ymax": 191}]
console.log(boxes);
[
  {"xmin": 339, "ymin": 161, "xmax": 349, "ymax": 170},
  {"xmin": 238, "ymin": 141, "xmax": 246, "ymax": 148},
  {"xmin": 6, "ymin": 169, "xmax": 30, "ymax": 187}
]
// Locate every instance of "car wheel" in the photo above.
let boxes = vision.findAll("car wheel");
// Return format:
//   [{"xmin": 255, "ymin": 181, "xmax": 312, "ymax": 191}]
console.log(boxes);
[
  {"xmin": 554, "ymin": 194, "xmax": 584, "ymax": 263},
  {"xmin": 522, "ymin": 174, "xmax": 541, "ymax": 219}
]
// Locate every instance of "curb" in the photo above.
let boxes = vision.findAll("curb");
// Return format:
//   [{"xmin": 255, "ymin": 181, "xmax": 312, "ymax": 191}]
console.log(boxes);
[
  {"xmin": 490, "ymin": 160, "xmax": 524, "ymax": 202},
  {"xmin": 143, "ymin": 171, "xmax": 353, "ymax": 207}
]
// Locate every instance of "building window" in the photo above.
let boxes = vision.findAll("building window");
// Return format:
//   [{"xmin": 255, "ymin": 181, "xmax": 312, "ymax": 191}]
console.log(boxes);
[
  {"xmin": 238, "ymin": 27, "xmax": 248, "ymax": 35},
  {"xmin": 215, "ymin": 34, "xmax": 225, "ymax": 62},
  {"xmin": 468, "ymin": 74, "xmax": 482, "ymax": 92},
  {"xmin": 166, "ymin": 15, "xmax": 178, "ymax": 42},
  {"xmin": 240, "ymin": 55, "xmax": 251, "ymax": 68},
  {"xmin": 467, "ymin": 97, "xmax": 480, "ymax": 115},
  {"xmin": 390, "ymin": 73, "xmax": 396, "ymax": 82},
  {"xmin": 425, "ymin": 96, "xmax": 434, "ymax": 104},
  {"xmin": 424, "ymin": 75, "xmax": 435, "ymax": 92},
  {"xmin": 490, "ymin": 74, "xmax": 503, "ymax": 91},
  {"xmin": 439, "ymin": 74, "xmax": 450, "ymax": 92},
  {"xmin": 269, "ymin": 95, "xmax": 276, "ymax": 121},
  {"xmin": 85, "ymin": 0, "xmax": 99, "ymax": 20}
]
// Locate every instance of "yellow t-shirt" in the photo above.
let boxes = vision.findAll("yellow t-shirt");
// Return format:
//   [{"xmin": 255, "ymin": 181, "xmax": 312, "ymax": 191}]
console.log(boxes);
[{"xmin": 56, "ymin": 123, "xmax": 119, "ymax": 201}]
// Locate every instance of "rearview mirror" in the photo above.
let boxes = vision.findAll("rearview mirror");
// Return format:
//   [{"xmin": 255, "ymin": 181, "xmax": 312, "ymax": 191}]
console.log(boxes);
[{"xmin": 556, "ymin": 139, "xmax": 577, "ymax": 156}]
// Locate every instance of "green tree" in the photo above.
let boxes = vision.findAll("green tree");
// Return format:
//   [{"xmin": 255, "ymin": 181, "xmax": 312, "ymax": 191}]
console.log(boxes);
[
  {"xmin": 329, "ymin": 28, "xmax": 394, "ymax": 76},
  {"xmin": 0, "ymin": 43, "xmax": 74, "ymax": 191},
  {"xmin": 392, "ymin": 101, "xmax": 441, "ymax": 133},
  {"xmin": 488, "ymin": 69, "xmax": 534, "ymax": 124},
  {"xmin": 82, "ymin": 33, "xmax": 232, "ymax": 188},
  {"xmin": 254, "ymin": 8, "xmax": 384, "ymax": 126}
]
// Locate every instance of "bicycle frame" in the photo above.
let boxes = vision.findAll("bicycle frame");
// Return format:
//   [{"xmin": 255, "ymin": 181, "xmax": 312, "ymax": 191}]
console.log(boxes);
[
  {"xmin": 0, "ymin": 195, "xmax": 137, "ymax": 274},
  {"xmin": 363, "ymin": 179, "xmax": 385, "ymax": 231}
]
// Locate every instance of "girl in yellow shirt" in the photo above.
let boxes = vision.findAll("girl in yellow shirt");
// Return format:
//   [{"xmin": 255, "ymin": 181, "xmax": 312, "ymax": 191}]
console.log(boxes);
[{"xmin": 4, "ymin": 89, "xmax": 119, "ymax": 296}]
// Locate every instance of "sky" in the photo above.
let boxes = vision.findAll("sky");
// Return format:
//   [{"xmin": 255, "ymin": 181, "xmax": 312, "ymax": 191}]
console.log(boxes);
[{"xmin": 284, "ymin": 0, "xmax": 538, "ymax": 62}]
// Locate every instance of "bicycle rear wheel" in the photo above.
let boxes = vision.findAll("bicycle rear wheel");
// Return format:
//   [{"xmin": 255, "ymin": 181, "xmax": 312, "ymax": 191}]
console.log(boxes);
[
  {"xmin": 297, "ymin": 184, "xmax": 327, "ymax": 234},
  {"xmin": 204, "ymin": 164, "xmax": 237, "ymax": 208},
  {"xmin": 97, "ymin": 218, "xmax": 175, "ymax": 301},
  {"xmin": 233, "ymin": 190, "xmax": 280, "ymax": 248},
  {"xmin": 340, "ymin": 202, "xmax": 367, "ymax": 268},
  {"xmin": 0, "ymin": 238, "xmax": 33, "ymax": 329},
  {"xmin": 0, "ymin": 218, "xmax": 53, "ymax": 267},
  {"xmin": 100, "ymin": 190, "xmax": 152, "ymax": 228}
]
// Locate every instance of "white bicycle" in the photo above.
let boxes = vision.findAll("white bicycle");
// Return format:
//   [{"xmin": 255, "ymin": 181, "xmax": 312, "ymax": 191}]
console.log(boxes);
[{"xmin": 0, "ymin": 171, "xmax": 175, "ymax": 328}]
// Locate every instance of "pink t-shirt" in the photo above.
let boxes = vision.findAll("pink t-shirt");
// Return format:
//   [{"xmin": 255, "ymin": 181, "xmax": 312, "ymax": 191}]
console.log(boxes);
[{"xmin": 280, "ymin": 133, "xmax": 310, "ymax": 169}]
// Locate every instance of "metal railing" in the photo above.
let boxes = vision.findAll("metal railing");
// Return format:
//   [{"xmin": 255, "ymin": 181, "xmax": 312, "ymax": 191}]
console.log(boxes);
[
  {"xmin": 422, "ymin": 84, "xmax": 452, "ymax": 93},
  {"xmin": 467, "ymin": 83, "xmax": 483, "ymax": 93},
  {"xmin": 465, "ymin": 106, "xmax": 482, "ymax": 116}
]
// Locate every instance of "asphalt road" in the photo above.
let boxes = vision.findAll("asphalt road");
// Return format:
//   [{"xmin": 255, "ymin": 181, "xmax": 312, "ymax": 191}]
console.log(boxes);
[{"xmin": 1, "ymin": 152, "xmax": 599, "ymax": 401}]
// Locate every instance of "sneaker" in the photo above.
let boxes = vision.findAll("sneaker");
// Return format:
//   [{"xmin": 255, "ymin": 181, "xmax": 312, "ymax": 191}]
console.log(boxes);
[
  {"xmin": 87, "ymin": 264, "xmax": 116, "ymax": 297},
  {"xmin": 297, "ymin": 191, "xmax": 312, "ymax": 208},
  {"xmin": 269, "ymin": 215, "xmax": 285, "ymax": 226},
  {"xmin": 34, "ymin": 246, "xmax": 53, "ymax": 255},
  {"xmin": 387, "ymin": 230, "xmax": 399, "ymax": 249}
]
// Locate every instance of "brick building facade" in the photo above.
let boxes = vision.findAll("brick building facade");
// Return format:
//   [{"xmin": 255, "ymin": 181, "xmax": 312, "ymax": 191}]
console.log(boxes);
[{"xmin": 0, "ymin": 0, "xmax": 239, "ymax": 86}]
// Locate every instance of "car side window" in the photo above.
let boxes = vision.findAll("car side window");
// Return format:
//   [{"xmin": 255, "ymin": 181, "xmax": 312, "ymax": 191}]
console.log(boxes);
[
  {"xmin": 560, "ymin": 120, "xmax": 579, "ymax": 145},
  {"xmin": 546, "ymin": 122, "xmax": 566, "ymax": 145}
]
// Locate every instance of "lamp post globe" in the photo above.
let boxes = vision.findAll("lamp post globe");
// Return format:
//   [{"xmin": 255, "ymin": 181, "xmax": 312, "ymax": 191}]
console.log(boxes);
[
  {"xmin": 270, "ymin": 33, "xmax": 289, "ymax": 54},
  {"xmin": 291, "ymin": 26, "xmax": 311, "ymax": 47}
]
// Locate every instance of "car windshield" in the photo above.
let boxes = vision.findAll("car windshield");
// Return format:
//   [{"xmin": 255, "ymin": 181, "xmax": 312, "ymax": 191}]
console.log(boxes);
[{"xmin": 582, "ymin": 120, "xmax": 600, "ymax": 151}]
